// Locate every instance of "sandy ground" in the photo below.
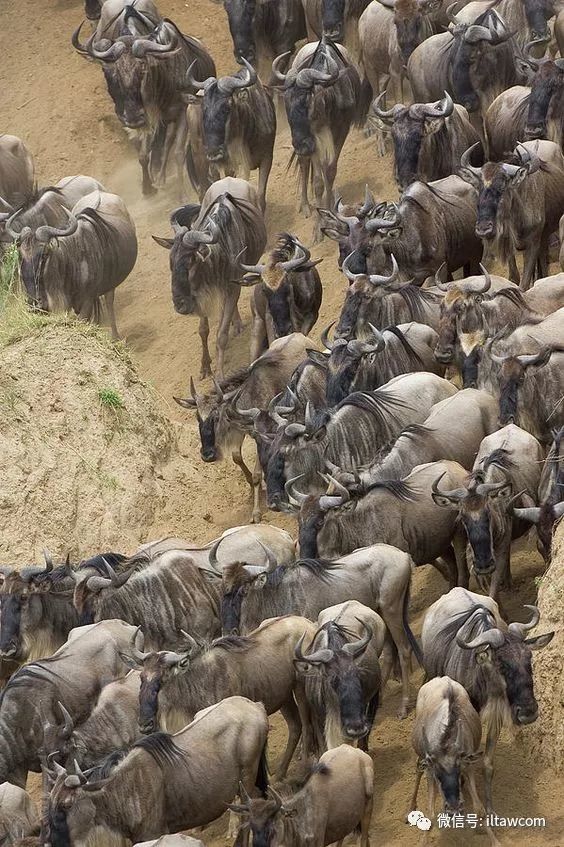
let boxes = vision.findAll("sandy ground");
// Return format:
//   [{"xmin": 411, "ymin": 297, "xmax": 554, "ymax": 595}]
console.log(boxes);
[{"xmin": 1, "ymin": 0, "xmax": 563, "ymax": 843}]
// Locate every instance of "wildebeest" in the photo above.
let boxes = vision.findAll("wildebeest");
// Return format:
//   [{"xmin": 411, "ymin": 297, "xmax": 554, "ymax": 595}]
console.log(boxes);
[
  {"xmin": 410, "ymin": 677, "xmax": 486, "ymax": 820},
  {"xmin": 336, "ymin": 256, "xmax": 443, "ymax": 337},
  {"xmin": 431, "ymin": 424, "xmax": 543, "ymax": 598},
  {"xmin": 363, "ymin": 176, "xmax": 482, "ymax": 283},
  {"xmin": 372, "ymin": 91, "xmax": 481, "ymax": 190},
  {"xmin": 294, "ymin": 601, "xmax": 384, "ymax": 750},
  {"xmin": 422, "ymin": 588, "xmax": 554, "ymax": 811},
  {"xmin": 222, "ymin": 0, "xmax": 307, "ymax": 76},
  {"xmin": 46, "ymin": 696, "xmax": 269, "ymax": 844},
  {"xmin": 72, "ymin": 553, "xmax": 221, "ymax": 646},
  {"xmin": 175, "ymin": 333, "xmax": 318, "ymax": 522},
  {"xmin": 456, "ymin": 0, "xmax": 563, "ymax": 45},
  {"xmin": 0, "ymin": 135, "xmax": 34, "ymax": 212},
  {"xmin": 8, "ymin": 189, "xmax": 137, "ymax": 339},
  {"xmin": 302, "ymin": 0, "xmax": 372, "ymax": 49},
  {"xmin": 271, "ymin": 40, "xmax": 363, "ymax": 235},
  {"xmin": 0, "ymin": 553, "xmax": 79, "ymax": 664},
  {"xmin": 316, "ymin": 187, "xmax": 386, "ymax": 274},
  {"xmin": 320, "ymin": 320, "xmax": 443, "ymax": 405},
  {"xmin": 154, "ymin": 177, "xmax": 266, "ymax": 379},
  {"xmin": 186, "ymin": 59, "xmax": 276, "ymax": 211},
  {"xmin": 228, "ymin": 744, "xmax": 374, "ymax": 847},
  {"xmin": 123, "ymin": 615, "xmax": 317, "ymax": 777},
  {"xmin": 291, "ymin": 460, "xmax": 470, "ymax": 587},
  {"xmin": 485, "ymin": 47, "xmax": 564, "ymax": 161},
  {"xmin": 407, "ymin": 8, "xmax": 523, "ymax": 122},
  {"xmin": 265, "ymin": 372, "xmax": 457, "ymax": 509},
  {"xmin": 0, "ymin": 619, "xmax": 142, "ymax": 787},
  {"xmin": 134, "ymin": 839, "xmax": 205, "ymax": 847},
  {"xmin": 359, "ymin": 0, "xmax": 441, "ymax": 104},
  {"xmin": 239, "ymin": 233, "xmax": 323, "ymax": 359},
  {"xmin": 0, "ymin": 783, "xmax": 38, "ymax": 844},
  {"xmin": 72, "ymin": 0, "xmax": 216, "ymax": 193},
  {"xmin": 460, "ymin": 140, "xmax": 564, "ymax": 289},
  {"xmin": 514, "ymin": 426, "xmax": 564, "ymax": 562},
  {"xmin": 221, "ymin": 544, "xmax": 420, "ymax": 717}
]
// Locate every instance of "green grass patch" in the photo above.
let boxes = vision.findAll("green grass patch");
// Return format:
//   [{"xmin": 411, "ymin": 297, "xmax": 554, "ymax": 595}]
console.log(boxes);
[{"xmin": 98, "ymin": 387, "xmax": 125, "ymax": 410}]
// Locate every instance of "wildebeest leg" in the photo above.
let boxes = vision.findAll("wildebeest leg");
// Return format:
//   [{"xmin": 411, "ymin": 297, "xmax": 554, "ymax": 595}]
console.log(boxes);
[
  {"xmin": 250, "ymin": 306, "xmax": 267, "ymax": 362},
  {"xmin": 104, "ymin": 290, "xmax": 119, "ymax": 340},
  {"xmin": 257, "ymin": 154, "xmax": 273, "ymax": 213},
  {"xmin": 359, "ymin": 781, "xmax": 374, "ymax": 847},
  {"xmin": 294, "ymin": 679, "xmax": 315, "ymax": 763},
  {"xmin": 537, "ymin": 233, "xmax": 549, "ymax": 279},
  {"xmin": 232, "ymin": 442, "xmax": 262, "ymax": 523},
  {"xmin": 312, "ymin": 163, "xmax": 326, "ymax": 244},
  {"xmin": 466, "ymin": 770, "xmax": 500, "ymax": 846},
  {"xmin": 521, "ymin": 245, "xmax": 540, "ymax": 291},
  {"xmin": 199, "ymin": 315, "xmax": 212, "ymax": 379},
  {"xmin": 276, "ymin": 698, "xmax": 302, "ymax": 778},
  {"xmin": 507, "ymin": 252, "xmax": 520, "ymax": 285},
  {"xmin": 298, "ymin": 157, "xmax": 311, "ymax": 217},
  {"xmin": 452, "ymin": 532, "xmax": 469, "ymax": 588},
  {"xmin": 216, "ymin": 285, "xmax": 240, "ymax": 379},
  {"xmin": 423, "ymin": 774, "xmax": 436, "ymax": 844},
  {"xmin": 483, "ymin": 724, "xmax": 500, "ymax": 814},
  {"xmin": 231, "ymin": 305, "xmax": 244, "ymax": 337},
  {"xmin": 489, "ymin": 546, "xmax": 511, "ymax": 601},
  {"xmin": 379, "ymin": 598, "xmax": 411, "ymax": 719},
  {"xmin": 431, "ymin": 552, "xmax": 457, "ymax": 588},
  {"xmin": 154, "ymin": 121, "xmax": 178, "ymax": 187},
  {"xmin": 139, "ymin": 132, "xmax": 156, "ymax": 196}
]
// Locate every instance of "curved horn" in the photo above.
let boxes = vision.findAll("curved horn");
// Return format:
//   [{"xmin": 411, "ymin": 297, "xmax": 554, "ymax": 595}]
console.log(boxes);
[
  {"xmin": 367, "ymin": 254, "xmax": 400, "ymax": 286},
  {"xmin": 240, "ymin": 260, "xmax": 267, "ymax": 275},
  {"xmin": 132, "ymin": 26, "xmax": 179, "ymax": 58},
  {"xmin": 186, "ymin": 59, "xmax": 216, "ymax": 91},
  {"xmin": 89, "ymin": 38, "xmax": 126, "ymax": 62},
  {"xmin": 294, "ymin": 631, "xmax": 333, "ymax": 664},
  {"xmin": 277, "ymin": 242, "xmax": 309, "ymax": 271},
  {"xmin": 446, "ymin": 2, "xmax": 460, "ymax": 24},
  {"xmin": 85, "ymin": 574, "xmax": 112, "ymax": 591},
  {"xmin": 321, "ymin": 320, "xmax": 337, "ymax": 351},
  {"xmin": 43, "ymin": 549, "xmax": 54, "ymax": 573},
  {"xmin": 431, "ymin": 471, "xmax": 468, "ymax": 501},
  {"xmin": 5, "ymin": 208, "xmax": 26, "ymax": 240},
  {"xmin": 71, "ymin": 20, "xmax": 93, "ymax": 55},
  {"xmin": 285, "ymin": 422, "xmax": 307, "ymax": 437},
  {"xmin": 342, "ymin": 619, "xmax": 373, "ymax": 657},
  {"xmin": 460, "ymin": 143, "xmax": 482, "ymax": 178},
  {"xmin": 58, "ymin": 702, "xmax": 74, "ymax": 739},
  {"xmin": 514, "ymin": 347, "xmax": 553, "ymax": 368},
  {"xmin": 423, "ymin": 90, "xmax": 454, "ymax": 119},
  {"xmin": 208, "ymin": 536, "xmax": 223, "ymax": 571},
  {"xmin": 367, "ymin": 323, "xmax": 386, "ymax": 352},
  {"xmin": 267, "ymin": 786, "xmax": 285, "ymax": 811},
  {"xmin": 372, "ymin": 91, "xmax": 398, "ymax": 124},
  {"xmin": 271, "ymin": 51, "xmax": 291, "ymax": 85},
  {"xmin": 295, "ymin": 64, "xmax": 338, "ymax": 90},
  {"xmin": 217, "ymin": 57, "xmax": 257, "ymax": 94},
  {"xmin": 341, "ymin": 251, "xmax": 363, "ymax": 283},
  {"xmin": 304, "ymin": 400, "xmax": 316, "ymax": 429},
  {"xmin": 508, "ymin": 605, "xmax": 540, "ymax": 639},
  {"xmin": 101, "ymin": 558, "xmax": 132, "ymax": 588},
  {"xmin": 322, "ymin": 472, "xmax": 351, "ymax": 503},
  {"xmin": 285, "ymin": 474, "xmax": 309, "ymax": 506},
  {"xmin": 524, "ymin": 40, "xmax": 544, "ymax": 69},
  {"xmin": 365, "ymin": 205, "xmax": 401, "ymax": 234},
  {"xmin": 461, "ymin": 264, "xmax": 491, "ymax": 294},
  {"xmin": 358, "ymin": 185, "xmax": 377, "ymax": 219},
  {"xmin": 35, "ymin": 207, "xmax": 79, "ymax": 243},
  {"xmin": 256, "ymin": 540, "xmax": 278, "ymax": 571},
  {"xmin": 456, "ymin": 628, "xmax": 505, "ymax": 650}
]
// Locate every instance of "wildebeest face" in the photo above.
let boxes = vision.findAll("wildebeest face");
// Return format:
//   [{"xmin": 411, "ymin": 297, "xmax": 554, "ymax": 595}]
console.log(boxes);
[
  {"xmin": 485, "ymin": 637, "xmax": 541, "ymax": 724},
  {"xmin": 297, "ymin": 496, "xmax": 328, "ymax": 557},
  {"xmin": 523, "ymin": 0, "xmax": 554, "ymax": 41},
  {"xmin": 225, "ymin": 0, "xmax": 257, "ymax": 64},
  {"xmin": 322, "ymin": 0, "xmax": 346, "ymax": 40},
  {"xmin": 526, "ymin": 62, "xmax": 564, "ymax": 140},
  {"xmin": 101, "ymin": 48, "xmax": 147, "ymax": 129},
  {"xmin": 497, "ymin": 358, "xmax": 526, "ymax": 425},
  {"xmin": 202, "ymin": 84, "xmax": 233, "ymax": 162},
  {"xmin": 470, "ymin": 163, "xmax": 529, "ymax": 240},
  {"xmin": 49, "ymin": 783, "xmax": 96, "ymax": 847},
  {"xmin": 459, "ymin": 488, "xmax": 511, "ymax": 574},
  {"xmin": 84, "ymin": 0, "xmax": 102, "ymax": 20},
  {"xmin": 391, "ymin": 109, "xmax": 445, "ymax": 190},
  {"xmin": 153, "ymin": 234, "xmax": 212, "ymax": 316},
  {"xmin": 18, "ymin": 234, "xmax": 50, "ymax": 310},
  {"xmin": 394, "ymin": 12, "xmax": 425, "ymax": 65},
  {"xmin": 220, "ymin": 564, "xmax": 255, "ymax": 633},
  {"xmin": 325, "ymin": 344, "xmax": 363, "ymax": 405},
  {"xmin": 451, "ymin": 39, "xmax": 482, "ymax": 113},
  {"xmin": 130, "ymin": 651, "xmax": 188, "ymax": 733},
  {"xmin": 263, "ymin": 277, "xmax": 294, "ymax": 338},
  {"xmin": 0, "ymin": 589, "xmax": 28, "ymax": 659},
  {"xmin": 285, "ymin": 88, "xmax": 316, "ymax": 157},
  {"xmin": 435, "ymin": 290, "xmax": 485, "ymax": 363}
]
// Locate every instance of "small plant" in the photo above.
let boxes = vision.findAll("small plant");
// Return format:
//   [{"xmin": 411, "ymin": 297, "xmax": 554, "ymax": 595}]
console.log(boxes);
[
  {"xmin": 98, "ymin": 387, "xmax": 125, "ymax": 410},
  {"xmin": 0, "ymin": 243, "xmax": 20, "ymax": 306}
]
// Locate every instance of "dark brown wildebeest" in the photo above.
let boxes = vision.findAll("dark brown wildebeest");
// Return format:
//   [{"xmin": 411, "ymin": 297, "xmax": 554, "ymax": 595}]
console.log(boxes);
[
  {"xmin": 372, "ymin": 91, "xmax": 481, "ymax": 190},
  {"xmin": 154, "ymin": 177, "xmax": 266, "ymax": 380},
  {"xmin": 514, "ymin": 426, "xmax": 564, "ymax": 562},
  {"xmin": 422, "ymin": 587, "xmax": 554, "ymax": 812},
  {"xmin": 486, "ymin": 45, "xmax": 564, "ymax": 161},
  {"xmin": 0, "ymin": 619, "xmax": 142, "ymax": 787},
  {"xmin": 72, "ymin": 0, "xmax": 216, "ymax": 194},
  {"xmin": 123, "ymin": 615, "xmax": 317, "ymax": 777},
  {"xmin": 220, "ymin": 544, "xmax": 421, "ymax": 717},
  {"xmin": 271, "ymin": 40, "xmax": 363, "ymax": 238},
  {"xmin": 431, "ymin": 425, "xmax": 543, "ymax": 599},
  {"xmin": 0, "ymin": 135, "xmax": 34, "ymax": 212},
  {"xmin": 239, "ymin": 234, "xmax": 323, "ymax": 359},
  {"xmin": 294, "ymin": 601, "xmax": 385, "ymax": 751},
  {"xmin": 460, "ymin": 140, "xmax": 564, "ymax": 289},
  {"xmin": 46, "ymin": 696, "xmax": 269, "ymax": 844},
  {"xmin": 228, "ymin": 744, "xmax": 374, "ymax": 847},
  {"xmin": 186, "ymin": 59, "xmax": 276, "ymax": 212},
  {"xmin": 302, "ymin": 0, "xmax": 372, "ymax": 54},
  {"xmin": 317, "ymin": 188, "xmax": 388, "ymax": 274},
  {"xmin": 8, "ymin": 190, "xmax": 137, "ymax": 339}
]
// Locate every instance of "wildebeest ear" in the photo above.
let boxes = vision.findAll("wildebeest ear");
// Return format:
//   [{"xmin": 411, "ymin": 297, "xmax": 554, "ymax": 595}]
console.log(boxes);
[
  {"xmin": 461, "ymin": 751, "xmax": 483, "ymax": 763},
  {"xmin": 459, "ymin": 168, "xmax": 482, "ymax": 190},
  {"xmin": 525, "ymin": 631, "xmax": 554, "ymax": 650},
  {"xmin": 252, "ymin": 573, "xmax": 268, "ymax": 590},
  {"xmin": 226, "ymin": 803, "xmax": 249, "ymax": 816},
  {"xmin": 508, "ymin": 166, "xmax": 529, "ymax": 187},
  {"xmin": 307, "ymin": 425, "xmax": 327, "ymax": 443},
  {"xmin": 173, "ymin": 395, "xmax": 198, "ymax": 410},
  {"xmin": 320, "ymin": 225, "xmax": 345, "ymax": 241},
  {"xmin": 306, "ymin": 349, "xmax": 329, "ymax": 368},
  {"xmin": 152, "ymin": 235, "xmax": 174, "ymax": 250},
  {"xmin": 488, "ymin": 483, "xmax": 512, "ymax": 500},
  {"xmin": 119, "ymin": 652, "xmax": 140, "ymax": 670},
  {"xmin": 431, "ymin": 493, "xmax": 459, "ymax": 509},
  {"xmin": 475, "ymin": 645, "xmax": 492, "ymax": 665},
  {"xmin": 293, "ymin": 658, "xmax": 320, "ymax": 676}
]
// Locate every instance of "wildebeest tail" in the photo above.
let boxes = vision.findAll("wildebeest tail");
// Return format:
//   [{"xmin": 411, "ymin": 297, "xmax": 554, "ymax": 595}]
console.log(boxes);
[
  {"xmin": 403, "ymin": 581, "xmax": 423, "ymax": 666},
  {"xmin": 355, "ymin": 75, "xmax": 373, "ymax": 127},
  {"xmin": 255, "ymin": 739, "xmax": 269, "ymax": 797}
]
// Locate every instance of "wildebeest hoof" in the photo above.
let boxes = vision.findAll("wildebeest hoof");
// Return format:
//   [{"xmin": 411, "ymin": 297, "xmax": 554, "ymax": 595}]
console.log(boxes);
[
  {"xmin": 200, "ymin": 364, "xmax": 212, "ymax": 379},
  {"xmin": 250, "ymin": 510, "xmax": 262, "ymax": 524},
  {"xmin": 397, "ymin": 703, "xmax": 409, "ymax": 720},
  {"xmin": 299, "ymin": 203, "xmax": 312, "ymax": 218},
  {"xmin": 231, "ymin": 320, "xmax": 244, "ymax": 337}
]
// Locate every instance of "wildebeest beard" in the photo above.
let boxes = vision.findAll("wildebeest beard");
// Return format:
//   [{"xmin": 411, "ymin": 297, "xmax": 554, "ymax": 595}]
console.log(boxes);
[
  {"xmin": 524, "ymin": 0, "xmax": 553, "ymax": 39},
  {"xmin": 49, "ymin": 805, "xmax": 72, "ymax": 847}
]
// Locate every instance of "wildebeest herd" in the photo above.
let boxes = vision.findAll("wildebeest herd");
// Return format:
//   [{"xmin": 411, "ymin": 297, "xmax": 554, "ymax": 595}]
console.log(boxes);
[{"xmin": 2, "ymin": 0, "xmax": 564, "ymax": 842}]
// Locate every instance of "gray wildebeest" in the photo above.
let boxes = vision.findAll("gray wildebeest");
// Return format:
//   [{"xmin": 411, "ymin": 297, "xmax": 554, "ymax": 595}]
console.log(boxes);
[
  {"xmin": 514, "ymin": 426, "xmax": 564, "ymax": 562},
  {"xmin": 485, "ymin": 45, "xmax": 564, "ymax": 161},
  {"xmin": 46, "ymin": 696, "xmax": 269, "ymax": 844},
  {"xmin": 0, "ymin": 553, "xmax": 79, "ymax": 665},
  {"xmin": 319, "ymin": 320, "xmax": 443, "ymax": 405},
  {"xmin": 0, "ymin": 619, "xmax": 142, "ymax": 787},
  {"xmin": 301, "ymin": 0, "xmax": 372, "ymax": 56},
  {"xmin": 228, "ymin": 744, "xmax": 374, "ymax": 847},
  {"xmin": 239, "ymin": 233, "xmax": 323, "ymax": 359},
  {"xmin": 0, "ymin": 135, "xmax": 34, "ymax": 212},
  {"xmin": 186, "ymin": 58, "xmax": 276, "ymax": 212},
  {"xmin": 72, "ymin": 0, "xmax": 216, "ymax": 194},
  {"xmin": 372, "ymin": 91, "xmax": 481, "ymax": 191},
  {"xmin": 362, "ymin": 176, "xmax": 482, "ymax": 283},
  {"xmin": 455, "ymin": 0, "xmax": 564, "ymax": 46},
  {"xmin": 222, "ymin": 0, "xmax": 307, "ymax": 78},
  {"xmin": 271, "ymin": 40, "xmax": 363, "ymax": 238},
  {"xmin": 8, "ymin": 189, "xmax": 137, "ymax": 339},
  {"xmin": 174, "ymin": 332, "xmax": 318, "ymax": 522},
  {"xmin": 220, "ymin": 544, "xmax": 421, "ymax": 717},
  {"xmin": 431, "ymin": 424, "xmax": 543, "ymax": 599},
  {"xmin": 459, "ymin": 140, "xmax": 564, "ymax": 289},
  {"xmin": 123, "ymin": 615, "xmax": 317, "ymax": 777},
  {"xmin": 410, "ymin": 678, "xmax": 490, "ymax": 829},
  {"xmin": 294, "ymin": 601, "xmax": 385, "ymax": 748},
  {"xmin": 421, "ymin": 587, "xmax": 554, "ymax": 812},
  {"xmin": 407, "ymin": 8, "xmax": 522, "ymax": 131},
  {"xmin": 0, "ymin": 783, "xmax": 38, "ymax": 844},
  {"xmin": 316, "ymin": 187, "xmax": 387, "ymax": 274},
  {"xmin": 264, "ymin": 372, "xmax": 457, "ymax": 509},
  {"xmin": 72, "ymin": 553, "xmax": 221, "ymax": 646},
  {"xmin": 359, "ymin": 0, "xmax": 442, "ymax": 105},
  {"xmin": 154, "ymin": 177, "xmax": 266, "ymax": 379},
  {"xmin": 291, "ymin": 460, "xmax": 470, "ymax": 588}
]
